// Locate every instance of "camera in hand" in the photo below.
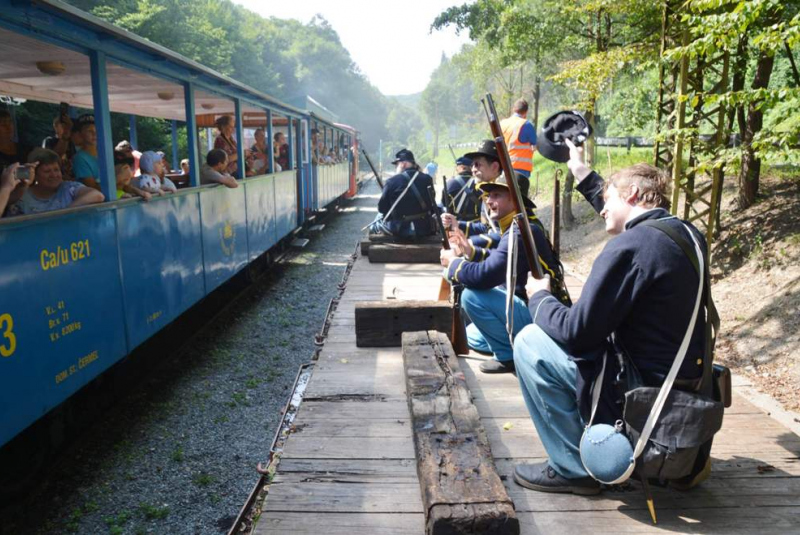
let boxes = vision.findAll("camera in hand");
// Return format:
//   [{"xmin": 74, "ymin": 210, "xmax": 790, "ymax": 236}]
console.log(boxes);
[{"xmin": 14, "ymin": 166, "xmax": 31, "ymax": 182}]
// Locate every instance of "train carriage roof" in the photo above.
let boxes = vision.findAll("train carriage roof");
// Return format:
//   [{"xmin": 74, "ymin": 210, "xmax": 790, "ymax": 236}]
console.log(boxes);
[{"xmin": 0, "ymin": 0, "xmax": 306, "ymax": 120}]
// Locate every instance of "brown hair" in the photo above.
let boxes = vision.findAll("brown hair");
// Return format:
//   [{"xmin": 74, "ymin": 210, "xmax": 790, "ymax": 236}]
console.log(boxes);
[
  {"xmin": 606, "ymin": 163, "xmax": 671, "ymax": 210},
  {"xmin": 215, "ymin": 115, "xmax": 234, "ymax": 131},
  {"xmin": 512, "ymin": 99, "xmax": 528, "ymax": 114}
]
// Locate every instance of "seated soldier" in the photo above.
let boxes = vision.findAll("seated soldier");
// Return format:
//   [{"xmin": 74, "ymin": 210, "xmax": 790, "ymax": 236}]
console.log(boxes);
[
  {"xmin": 200, "ymin": 149, "xmax": 238, "ymax": 189},
  {"xmin": 442, "ymin": 141, "xmax": 553, "ymax": 266},
  {"xmin": 4, "ymin": 148, "xmax": 104, "ymax": 216},
  {"xmin": 369, "ymin": 148, "xmax": 435, "ymax": 238},
  {"xmin": 445, "ymin": 155, "xmax": 481, "ymax": 223},
  {"xmin": 511, "ymin": 139, "xmax": 711, "ymax": 495},
  {"xmin": 440, "ymin": 172, "xmax": 569, "ymax": 374}
]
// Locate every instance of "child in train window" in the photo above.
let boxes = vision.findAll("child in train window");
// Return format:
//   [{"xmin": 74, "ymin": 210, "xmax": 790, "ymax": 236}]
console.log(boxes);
[
  {"xmin": 134, "ymin": 151, "xmax": 173, "ymax": 195},
  {"xmin": 114, "ymin": 151, "xmax": 150, "ymax": 201}
]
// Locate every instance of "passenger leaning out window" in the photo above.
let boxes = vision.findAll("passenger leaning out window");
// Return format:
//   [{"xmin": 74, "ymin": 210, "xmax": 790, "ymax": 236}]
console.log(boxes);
[{"xmin": 4, "ymin": 148, "xmax": 103, "ymax": 217}]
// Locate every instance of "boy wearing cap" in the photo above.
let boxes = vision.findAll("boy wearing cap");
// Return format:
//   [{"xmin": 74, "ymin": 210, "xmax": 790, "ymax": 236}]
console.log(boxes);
[
  {"xmin": 510, "ymin": 139, "xmax": 711, "ymax": 495},
  {"xmin": 370, "ymin": 148, "xmax": 435, "ymax": 238},
  {"xmin": 440, "ymin": 171, "xmax": 569, "ymax": 374}
]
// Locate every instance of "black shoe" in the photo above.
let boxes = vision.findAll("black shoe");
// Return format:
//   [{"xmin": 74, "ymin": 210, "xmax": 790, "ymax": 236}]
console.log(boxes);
[
  {"xmin": 479, "ymin": 359, "xmax": 516, "ymax": 374},
  {"xmin": 513, "ymin": 462, "xmax": 601, "ymax": 495}
]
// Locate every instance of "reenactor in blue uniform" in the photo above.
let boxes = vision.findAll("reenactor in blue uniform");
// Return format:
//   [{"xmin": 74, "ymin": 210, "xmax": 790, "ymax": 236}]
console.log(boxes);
[
  {"xmin": 440, "ymin": 172, "xmax": 569, "ymax": 374},
  {"xmin": 369, "ymin": 148, "xmax": 435, "ymax": 238},
  {"xmin": 444, "ymin": 156, "xmax": 481, "ymax": 223},
  {"xmin": 511, "ymin": 138, "xmax": 713, "ymax": 494}
]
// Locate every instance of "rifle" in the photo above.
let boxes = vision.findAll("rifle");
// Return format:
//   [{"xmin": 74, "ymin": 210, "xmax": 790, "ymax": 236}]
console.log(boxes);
[
  {"xmin": 441, "ymin": 175, "xmax": 452, "ymax": 213},
  {"xmin": 481, "ymin": 93, "xmax": 544, "ymax": 279},
  {"xmin": 361, "ymin": 149, "xmax": 384, "ymax": 189},
  {"xmin": 447, "ymin": 143, "xmax": 457, "ymax": 163},
  {"xmin": 427, "ymin": 185, "xmax": 469, "ymax": 355}
]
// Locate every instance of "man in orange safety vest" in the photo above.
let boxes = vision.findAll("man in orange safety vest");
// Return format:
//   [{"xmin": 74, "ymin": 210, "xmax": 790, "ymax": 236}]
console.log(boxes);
[{"xmin": 500, "ymin": 98, "xmax": 537, "ymax": 198}]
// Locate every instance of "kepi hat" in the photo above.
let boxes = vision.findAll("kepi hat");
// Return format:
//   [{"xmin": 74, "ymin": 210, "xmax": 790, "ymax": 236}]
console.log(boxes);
[
  {"xmin": 391, "ymin": 148, "xmax": 415, "ymax": 165},
  {"xmin": 455, "ymin": 156, "xmax": 473, "ymax": 167},
  {"xmin": 538, "ymin": 111, "xmax": 592, "ymax": 163},
  {"xmin": 464, "ymin": 139, "xmax": 499, "ymax": 162},
  {"xmin": 476, "ymin": 173, "xmax": 535, "ymax": 208}
]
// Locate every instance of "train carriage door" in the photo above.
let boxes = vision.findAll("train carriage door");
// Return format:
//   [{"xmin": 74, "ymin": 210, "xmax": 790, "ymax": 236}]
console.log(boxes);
[{"xmin": 299, "ymin": 118, "xmax": 310, "ymax": 222}]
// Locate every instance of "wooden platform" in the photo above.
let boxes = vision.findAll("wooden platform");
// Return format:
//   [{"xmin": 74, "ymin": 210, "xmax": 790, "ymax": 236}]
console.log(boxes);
[{"xmin": 253, "ymin": 254, "xmax": 800, "ymax": 535}]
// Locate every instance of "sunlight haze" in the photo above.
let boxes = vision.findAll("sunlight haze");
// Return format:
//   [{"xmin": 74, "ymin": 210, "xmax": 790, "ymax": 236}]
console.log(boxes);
[{"xmin": 234, "ymin": 0, "xmax": 472, "ymax": 96}]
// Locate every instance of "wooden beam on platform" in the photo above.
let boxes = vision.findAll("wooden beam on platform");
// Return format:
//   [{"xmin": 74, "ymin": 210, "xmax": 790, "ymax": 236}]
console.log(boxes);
[
  {"xmin": 402, "ymin": 331, "xmax": 519, "ymax": 535},
  {"xmin": 355, "ymin": 301, "xmax": 452, "ymax": 347},
  {"xmin": 368, "ymin": 243, "xmax": 441, "ymax": 263}
]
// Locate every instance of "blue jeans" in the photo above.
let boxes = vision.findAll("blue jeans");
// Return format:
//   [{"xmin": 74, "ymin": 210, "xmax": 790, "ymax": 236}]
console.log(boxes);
[
  {"xmin": 461, "ymin": 288, "xmax": 532, "ymax": 362},
  {"xmin": 513, "ymin": 324, "xmax": 588, "ymax": 479}
]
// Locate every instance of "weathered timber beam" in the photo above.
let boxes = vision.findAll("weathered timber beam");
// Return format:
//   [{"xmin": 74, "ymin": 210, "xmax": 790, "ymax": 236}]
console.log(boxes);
[
  {"xmin": 402, "ymin": 330, "xmax": 519, "ymax": 535},
  {"xmin": 355, "ymin": 301, "xmax": 453, "ymax": 347},
  {"xmin": 367, "ymin": 242, "xmax": 442, "ymax": 263}
]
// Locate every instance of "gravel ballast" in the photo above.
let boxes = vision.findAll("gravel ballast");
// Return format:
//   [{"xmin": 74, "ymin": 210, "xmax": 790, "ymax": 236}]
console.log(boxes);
[{"xmin": 4, "ymin": 180, "xmax": 381, "ymax": 535}]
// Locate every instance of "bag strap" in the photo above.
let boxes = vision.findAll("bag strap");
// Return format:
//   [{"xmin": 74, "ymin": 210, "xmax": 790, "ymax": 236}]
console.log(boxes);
[
  {"xmin": 586, "ymin": 219, "xmax": 704, "ymax": 443},
  {"xmin": 505, "ymin": 219, "xmax": 520, "ymax": 347},
  {"xmin": 630, "ymin": 220, "xmax": 705, "ymax": 459},
  {"xmin": 383, "ymin": 170, "xmax": 420, "ymax": 222},
  {"xmin": 641, "ymin": 219, "xmax": 719, "ymax": 393},
  {"xmin": 453, "ymin": 177, "xmax": 475, "ymax": 214}
]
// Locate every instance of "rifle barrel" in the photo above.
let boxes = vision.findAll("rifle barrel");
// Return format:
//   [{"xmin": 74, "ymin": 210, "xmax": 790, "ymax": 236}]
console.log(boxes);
[
  {"xmin": 482, "ymin": 94, "xmax": 544, "ymax": 279},
  {"xmin": 361, "ymin": 149, "xmax": 384, "ymax": 189}
]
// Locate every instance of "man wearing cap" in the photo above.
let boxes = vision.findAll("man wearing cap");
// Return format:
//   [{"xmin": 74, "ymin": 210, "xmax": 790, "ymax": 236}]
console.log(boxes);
[
  {"xmin": 445, "ymin": 155, "xmax": 481, "ymax": 223},
  {"xmin": 370, "ymin": 148, "xmax": 435, "ymax": 238},
  {"xmin": 440, "ymin": 171, "xmax": 569, "ymax": 374},
  {"xmin": 510, "ymin": 138, "xmax": 712, "ymax": 495},
  {"xmin": 71, "ymin": 114, "xmax": 101, "ymax": 191},
  {"xmin": 501, "ymin": 99, "xmax": 536, "ymax": 196}
]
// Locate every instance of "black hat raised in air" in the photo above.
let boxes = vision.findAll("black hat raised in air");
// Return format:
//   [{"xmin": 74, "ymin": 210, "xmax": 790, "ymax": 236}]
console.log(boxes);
[
  {"xmin": 464, "ymin": 139, "xmax": 499, "ymax": 162},
  {"xmin": 391, "ymin": 148, "xmax": 416, "ymax": 165},
  {"xmin": 538, "ymin": 111, "xmax": 592, "ymax": 163}
]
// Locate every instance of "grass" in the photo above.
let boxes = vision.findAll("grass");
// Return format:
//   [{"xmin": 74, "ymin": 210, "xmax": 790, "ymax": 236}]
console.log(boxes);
[
  {"xmin": 139, "ymin": 503, "xmax": 170, "ymax": 520},
  {"xmin": 171, "ymin": 446, "xmax": 184, "ymax": 462},
  {"xmin": 193, "ymin": 472, "xmax": 216, "ymax": 487}
]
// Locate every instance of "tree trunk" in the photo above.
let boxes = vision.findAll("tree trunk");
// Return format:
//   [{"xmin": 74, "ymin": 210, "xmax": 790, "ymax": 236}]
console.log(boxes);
[
  {"xmin": 532, "ymin": 75, "xmax": 541, "ymax": 128},
  {"xmin": 433, "ymin": 101, "xmax": 439, "ymax": 158},
  {"xmin": 737, "ymin": 51, "xmax": 775, "ymax": 209}
]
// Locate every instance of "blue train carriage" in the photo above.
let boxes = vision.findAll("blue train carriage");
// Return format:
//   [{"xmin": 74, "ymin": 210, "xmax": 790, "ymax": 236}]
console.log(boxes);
[{"xmin": 0, "ymin": 0, "xmax": 356, "ymax": 450}]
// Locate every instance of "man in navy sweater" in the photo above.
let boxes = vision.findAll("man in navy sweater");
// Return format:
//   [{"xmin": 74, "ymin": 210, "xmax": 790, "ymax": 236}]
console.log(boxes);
[{"xmin": 511, "ymin": 140, "xmax": 709, "ymax": 495}]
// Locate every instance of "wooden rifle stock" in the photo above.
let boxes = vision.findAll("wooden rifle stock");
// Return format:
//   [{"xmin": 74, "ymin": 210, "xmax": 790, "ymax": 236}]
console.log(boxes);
[
  {"xmin": 361, "ymin": 149, "xmax": 384, "ymax": 189},
  {"xmin": 551, "ymin": 169, "xmax": 561, "ymax": 256},
  {"xmin": 427, "ymin": 186, "xmax": 468, "ymax": 354},
  {"xmin": 441, "ymin": 175, "xmax": 452, "ymax": 212},
  {"xmin": 481, "ymin": 93, "xmax": 544, "ymax": 279}
]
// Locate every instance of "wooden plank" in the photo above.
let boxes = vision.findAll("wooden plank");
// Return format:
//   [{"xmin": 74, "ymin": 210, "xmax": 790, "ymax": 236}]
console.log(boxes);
[
  {"xmin": 403, "ymin": 330, "xmax": 519, "ymax": 535},
  {"xmin": 254, "ymin": 513, "xmax": 425, "ymax": 535},
  {"xmin": 368, "ymin": 243, "xmax": 442, "ymax": 263},
  {"xmin": 361, "ymin": 234, "xmax": 442, "ymax": 255},
  {"xmin": 356, "ymin": 300, "xmax": 453, "ymax": 347},
  {"xmin": 514, "ymin": 507, "xmax": 800, "ymax": 535},
  {"xmin": 296, "ymin": 400, "xmax": 410, "ymax": 421}
]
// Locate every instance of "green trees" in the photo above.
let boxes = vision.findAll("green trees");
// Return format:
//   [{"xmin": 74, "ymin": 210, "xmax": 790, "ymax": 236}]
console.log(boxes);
[{"xmin": 66, "ymin": 0, "xmax": 388, "ymax": 151}]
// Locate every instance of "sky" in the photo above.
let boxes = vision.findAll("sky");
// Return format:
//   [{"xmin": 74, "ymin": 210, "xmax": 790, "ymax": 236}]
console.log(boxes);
[{"xmin": 233, "ymin": 0, "xmax": 472, "ymax": 96}]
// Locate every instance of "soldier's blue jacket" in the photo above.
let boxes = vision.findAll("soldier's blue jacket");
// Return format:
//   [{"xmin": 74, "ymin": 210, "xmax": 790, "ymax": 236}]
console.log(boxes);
[
  {"xmin": 445, "ymin": 172, "xmax": 481, "ymax": 222},
  {"xmin": 528, "ymin": 172, "xmax": 707, "ymax": 389},
  {"xmin": 445, "ymin": 210, "xmax": 561, "ymax": 302},
  {"xmin": 377, "ymin": 168, "xmax": 435, "ymax": 236}
]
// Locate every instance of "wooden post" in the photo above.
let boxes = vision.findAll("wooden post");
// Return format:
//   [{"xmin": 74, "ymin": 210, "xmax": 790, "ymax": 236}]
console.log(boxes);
[
  {"xmin": 403, "ymin": 331, "xmax": 519, "ymax": 535},
  {"xmin": 355, "ymin": 301, "xmax": 453, "ymax": 347},
  {"xmin": 551, "ymin": 169, "xmax": 561, "ymax": 256}
]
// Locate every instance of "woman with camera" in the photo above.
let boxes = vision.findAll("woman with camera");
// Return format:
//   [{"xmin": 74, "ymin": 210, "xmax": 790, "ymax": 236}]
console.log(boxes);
[{"xmin": 2, "ymin": 148, "xmax": 103, "ymax": 217}]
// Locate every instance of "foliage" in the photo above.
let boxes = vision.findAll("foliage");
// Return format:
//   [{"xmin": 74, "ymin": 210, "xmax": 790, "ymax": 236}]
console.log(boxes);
[{"xmin": 63, "ymin": 0, "xmax": 389, "ymax": 151}]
